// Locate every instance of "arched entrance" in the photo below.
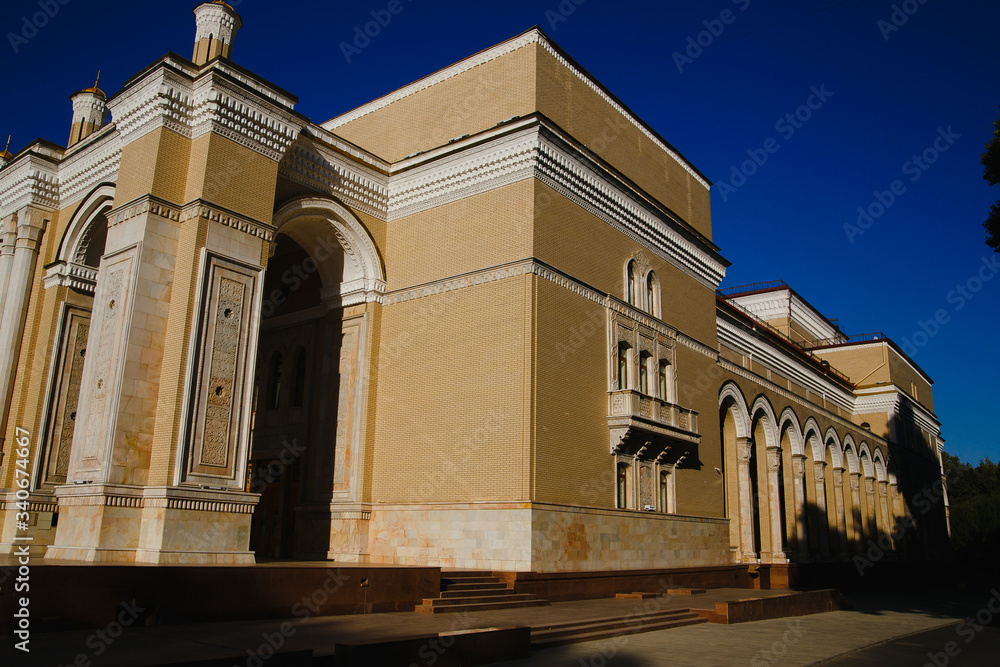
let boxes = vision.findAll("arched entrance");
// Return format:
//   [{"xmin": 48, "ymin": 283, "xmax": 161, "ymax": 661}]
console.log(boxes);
[{"xmin": 248, "ymin": 197, "xmax": 383, "ymax": 560}]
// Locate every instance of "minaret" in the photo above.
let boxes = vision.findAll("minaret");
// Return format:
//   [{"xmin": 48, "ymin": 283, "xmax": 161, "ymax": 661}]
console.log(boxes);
[
  {"xmin": 192, "ymin": 1, "xmax": 243, "ymax": 66},
  {"xmin": 67, "ymin": 73, "xmax": 107, "ymax": 147},
  {"xmin": 0, "ymin": 136, "xmax": 12, "ymax": 169}
]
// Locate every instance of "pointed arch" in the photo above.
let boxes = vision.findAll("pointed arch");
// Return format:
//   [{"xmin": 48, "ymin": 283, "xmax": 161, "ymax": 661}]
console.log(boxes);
[
  {"xmin": 858, "ymin": 443, "xmax": 875, "ymax": 479},
  {"xmin": 842, "ymin": 434, "xmax": 860, "ymax": 475},
  {"xmin": 272, "ymin": 196, "xmax": 386, "ymax": 305},
  {"xmin": 824, "ymin": 427, "xmax": 844, "ymax": 469},
  {"xmin": 750, "ymin": 395, "xmax": 779, "ymax": 450},
  {"xmin": 719, "ymin": 382, "xmax": 751, "ymax": 440},
  {"xmin": 44, "ymin": 183, "xmax": 116, "ymax": 292},
  {"xmin": 872, "ymin": 448, "xmax": 887, "ymax": 482},
  {"xmin": 802, "ymin": 418, "xmax": 824, "ymax": 461},
  {"xmin": 778, "ymin": 407, "xmax": 805, "ymax": 456}
]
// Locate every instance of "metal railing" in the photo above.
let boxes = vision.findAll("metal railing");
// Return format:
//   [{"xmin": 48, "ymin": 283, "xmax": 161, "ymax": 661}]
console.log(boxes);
[{"xmin": 716, "ymin": 280, "xmax": 788, "ymax": 297}]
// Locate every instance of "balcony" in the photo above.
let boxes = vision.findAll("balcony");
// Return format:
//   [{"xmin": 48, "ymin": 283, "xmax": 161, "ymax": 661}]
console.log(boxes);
[{"xmin": 607, "ymin": 389, "xmax": 700, "ymax": 453}]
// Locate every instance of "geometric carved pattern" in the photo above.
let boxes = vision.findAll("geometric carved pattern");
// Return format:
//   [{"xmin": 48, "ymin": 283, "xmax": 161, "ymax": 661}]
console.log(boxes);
[
  {"xmin": 42, "ymin": 309, "xmax": 90, "ymax": 484},
  {"xmin": 185, "ymin": 256, "xmax": 258, "ymax": 485},
  {"xmin": 201, "ymin": 278, "xmax": 245, "ymax": 467}
]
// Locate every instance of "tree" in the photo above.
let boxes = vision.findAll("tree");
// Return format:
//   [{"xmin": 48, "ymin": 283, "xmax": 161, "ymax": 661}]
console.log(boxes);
[{"xmin": 981, "ymin": 106, "xmax": 1000, "ymax": 252}]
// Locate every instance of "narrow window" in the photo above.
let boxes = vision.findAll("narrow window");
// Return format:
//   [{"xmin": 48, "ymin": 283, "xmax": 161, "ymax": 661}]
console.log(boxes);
[
  {"xmin": 646, "ymin": 273, "xmax": 655, "ymax": 314},
  {"xmin": 617, "ymin": 463, "xmax": 630, "ymax": 509},
  {"xmin": 658, "ymin": 360, "xmax": 669, "ymax": 401},
  {"xmin": 626, "ymin": 260, "xmax": 636, "ymax": 305},
  {"xmin": 268, "ymin": 353, "xmax": 283, "ymax": 411},
  {"xmin": 660, "ymin": 471, "xmax": 669, "ymax": 512},
  {"xmin": 617, "ymin": 343, "xmax": 630, "ymax": 390},
  {"xmin": 639, "ymin": 352, "xmax": 651, "ymax": 395},
  {"xmin": 293, "ymin": 348, "xmax": 307, "ymax": 407}
]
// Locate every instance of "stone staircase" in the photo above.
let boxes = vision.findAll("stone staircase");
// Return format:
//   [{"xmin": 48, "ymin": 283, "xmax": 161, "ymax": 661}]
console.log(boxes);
[
  {"xmin": 414, "ymin": 571, "xmax": 550, "ymax": 614},
  {"xmin": 529, "ymin": 607, "xmax": 707, "ymax": 648}
]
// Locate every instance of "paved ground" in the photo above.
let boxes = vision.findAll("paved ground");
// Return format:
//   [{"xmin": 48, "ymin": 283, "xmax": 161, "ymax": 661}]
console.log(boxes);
[{"xmin": 2, "ymin": 588, "xmax": 998, "ymax": 666}]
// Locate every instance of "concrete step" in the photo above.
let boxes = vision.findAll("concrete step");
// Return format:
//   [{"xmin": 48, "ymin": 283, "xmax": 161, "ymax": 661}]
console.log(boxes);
[
  {"xmin": 531, "ymin": 613, "xmax": 707, "ymax": 648},
  {"xmin": 532, "ymin": 609, "xmax": 697, "ymax": 638},
  {"xmin": 414, "ymin": 598, "xmax": 550, "ymax": 614},
  {"xmin": 420, "ymin": 593, "xmax": 541, "ymax": 607},
  {"xmin": 439, "ymin": 587, "xmax": 513, "ymax": 598},
  {"xmin": 441, "ymin": 576, "xmax": 500, "ymax": 586}
]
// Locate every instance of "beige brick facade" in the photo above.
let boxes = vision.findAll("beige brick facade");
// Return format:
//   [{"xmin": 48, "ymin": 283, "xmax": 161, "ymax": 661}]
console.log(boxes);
[{"xmin": 0, "ymin": 7, "xmax": 948, "ymax": 570}]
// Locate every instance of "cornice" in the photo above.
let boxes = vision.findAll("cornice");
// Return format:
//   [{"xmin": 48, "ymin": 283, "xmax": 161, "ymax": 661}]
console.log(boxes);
[
  {"xmin": 0, "ymin": 153, "xmax": 60, "ymax": 216},
  {"xmin": 109, "ymin": 58, "xmax": 304, "ymax": 162},
  {"xmin": 106, "ymin": 195, "xmax": 273, "ymax": 241},
  {"xmin": 717, "ymin": 313, "xmax": 855, "ymax": 413},
  {"xmin": 854, "ymin": 387, "xmax": 940, "ymax": 436}
]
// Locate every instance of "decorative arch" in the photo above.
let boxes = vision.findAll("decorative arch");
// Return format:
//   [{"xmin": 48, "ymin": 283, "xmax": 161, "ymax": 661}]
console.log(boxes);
[
  {"xmin": 644, "ymin": 270, "xmax": 661, "ymax": 317},
  {"xmin": 824, "ymin": 427, "xmax": 844, "ymax": 469},
  {"xmin": 272, "ymin": 196, "xmax": 385, "ymax": 305},
  {"xmin": 750, "ymin": 395, "xmax": 779, "ymax": 450},
  {"xmin": 778, "ymin": 407, "xmax": 805, "ymax": 456},
  {"xmin": 842, "ymin": 434, "xmax": 860, "ymax": 475},
  {"xmin": 858, "ymin": 443, "xmax": 875, "ymax": 478},
  {"xmin": 802, "ymin": 418, "xmax": 824, "ymax": 461},
  {"xmin": 719, "ymin": 382, "xmax": 751, "ymax": 440},
  {"xmin": 872, "ymin": 448, "xmax": 887, "ymax": 482},
  {"xmin": 44, "ymin": 183, "xmax": 116, "ymax": 292}
]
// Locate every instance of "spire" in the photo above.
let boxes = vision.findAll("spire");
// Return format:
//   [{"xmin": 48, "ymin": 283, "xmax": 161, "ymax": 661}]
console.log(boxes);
[
  {"xmin": 0, "ymin": 135, "xmax": 12, "ymax": 168},
  {"xmin": 192, "ymin": 1, "xmax": 243, "ymax": 66}
]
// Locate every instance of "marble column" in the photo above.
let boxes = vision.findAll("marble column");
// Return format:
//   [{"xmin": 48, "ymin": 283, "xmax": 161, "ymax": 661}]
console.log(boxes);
[
  {"xmin": 792, "ymin": 454, "xmax": 809, "ymax": 562},
  {"xmin": 0, "ymin": 207, "xmax": 47, "ymax": 440},
  {"xmin": 813, "ymin": 461, "xmax": 831, "ymax": 560},
  {"xmin": 765, "ymin": 448, "xmax": 786, "ymax": 562},
  {"xmin": 832, "ymin": 473, "xmax": 850, "ymax": 560},
  {"xmin": 736, "ymin": 437, "xmax": 757, "ymax": 562}
]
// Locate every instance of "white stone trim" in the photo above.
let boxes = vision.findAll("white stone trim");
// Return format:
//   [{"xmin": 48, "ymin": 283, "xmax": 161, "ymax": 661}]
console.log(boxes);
[{"xmin": 322, "ymin": 29, "xmax": 710, "ymax": 190}]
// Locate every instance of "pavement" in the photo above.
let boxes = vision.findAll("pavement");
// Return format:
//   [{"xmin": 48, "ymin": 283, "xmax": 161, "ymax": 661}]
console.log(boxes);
[{"xmin": 2, "ymin": 587, "xmax": 999, "ymax": 666}]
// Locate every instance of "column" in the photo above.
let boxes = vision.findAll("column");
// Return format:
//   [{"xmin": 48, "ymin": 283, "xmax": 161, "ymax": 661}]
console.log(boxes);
[
  {"xmin": 736, "ymin": 437, "xmax": 756, "ymax": 562},
  {"xmin": 878, "ymin": 480, "xmax": 890, "ymax": 543},
  {"xmin": 813, "ymin": 461, "xmax": 831, "ymax": 560},
  {"xmin": 865, "ymin": 478, "xmax": 878, "ymax": 541},
  {"xmin": 792, "ymin": 454, "xmax": 809, "ymax": 562},
  {"xmin": 832, "ymin": 473, "xmax": 849, "ymax": 560},
  {"xmin": 849, "ymin": 472, "xmax": 864, "ymax": 552},
  {"xmin": 0, "ymin": 207, "xmax": 47, "ymax": 440},
  {"xmin": 765, "ymin": 448, "xmax": 786, "ymax": 562}
]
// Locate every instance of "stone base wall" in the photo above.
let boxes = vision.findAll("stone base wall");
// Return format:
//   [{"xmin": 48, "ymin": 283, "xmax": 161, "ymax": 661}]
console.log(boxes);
[
  {"xmin": 365, "ymin": 502, "xmax": 732, "ymax": 571},
  {"xmin": 531, "ymin": 503, "xmax": 732, "ymax": 571}
]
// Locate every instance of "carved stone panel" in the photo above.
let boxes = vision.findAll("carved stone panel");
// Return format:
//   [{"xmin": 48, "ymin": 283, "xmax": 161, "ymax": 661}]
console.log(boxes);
[
  {"xmin": 42, "ymin": 307, "xmax": 91, "ymax": 485},
  {"xmin": 185, "ymin": 255, "xmax": 260, "ymax": 484}
]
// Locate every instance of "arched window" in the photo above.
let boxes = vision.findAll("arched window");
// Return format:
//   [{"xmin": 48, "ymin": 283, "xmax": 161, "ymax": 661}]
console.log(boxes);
[
  {"xmin": 645, "ymin": 271, "xmax": 660, "ymax": 317},
  {"xmin": 617, "ymin": 342, "xmax": 631, "ymax": 391},
  {"xmin": 625, "ymin": 260, "xmax": 636, "ymax": 305},
  {"xmin": 268, "ymin": 353, "xmax": 284, "ymax": 411},
  {"xmin": 658, "ymin": 359, "xmax": 670, "ymax": 401},
  {"xmin": 639, "ymin": 351, "xmax": 652, "ymax": 395},
  {"xmin": 617, "ymin": 463, "xmax": 630, "ymax": 509},
  {"xmin": 292, "ymin": 348, "xmax": 307, "ymax": 407}
]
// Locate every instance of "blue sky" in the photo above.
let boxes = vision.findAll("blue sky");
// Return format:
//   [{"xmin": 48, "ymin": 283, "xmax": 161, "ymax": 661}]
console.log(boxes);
[{"xmin": 2, "ymin": 0, "xmax": 997, "ymax": 465}]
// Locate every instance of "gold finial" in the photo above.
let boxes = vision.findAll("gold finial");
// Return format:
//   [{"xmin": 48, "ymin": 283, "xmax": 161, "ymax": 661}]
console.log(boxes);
[
  {"xmin": 1, "ymin": 135, "xmax": 11, "ymax": 160},
  {"xmin": 82, "ymin": 70, "xmax": 106, "ymax": 98},
  {"xmin": 93, "ymin": 70, "xmax": 100, "ymax": 89},
  {"xmin": 4, "ymin": 136, "xmax": 9, "ymax": 153}
]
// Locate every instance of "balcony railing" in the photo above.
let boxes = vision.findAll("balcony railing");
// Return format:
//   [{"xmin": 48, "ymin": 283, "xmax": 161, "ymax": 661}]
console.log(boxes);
[{"xmin": 608, "ymin": 389, "xmax": 698, "ymax": 433}]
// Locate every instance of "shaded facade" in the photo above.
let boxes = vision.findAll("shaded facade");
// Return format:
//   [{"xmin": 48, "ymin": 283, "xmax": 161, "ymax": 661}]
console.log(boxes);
[{"xmin": 0, "ymin": 4, "xmax": 947, "ymax": 570}]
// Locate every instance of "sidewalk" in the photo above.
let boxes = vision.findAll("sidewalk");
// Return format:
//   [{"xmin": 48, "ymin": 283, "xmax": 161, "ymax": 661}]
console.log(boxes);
[{"xmin": 2, "ymin": 588, "xmax": 996, "ymax": 666}]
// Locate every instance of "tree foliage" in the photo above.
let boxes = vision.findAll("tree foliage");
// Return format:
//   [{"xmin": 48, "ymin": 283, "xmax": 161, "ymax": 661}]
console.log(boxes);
[
  {"xmin": 943, "ymin": 452, "xmax": 1000, "ymax": 572},
  {"xmin": 981, "ymin": 107, "xmax": 1000, "ymax": 252}
]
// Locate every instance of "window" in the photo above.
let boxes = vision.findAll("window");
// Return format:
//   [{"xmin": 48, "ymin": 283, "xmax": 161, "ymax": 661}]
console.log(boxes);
[
  {"xmin": 268, "ymin": 353, "xmax": 284, "ymax": 410},
  {"xmin": 645, "ymin": 271, "xmax": 660, "ymax": 317},
  {"xmin": 617, "ymin": 343, "xmax": 631, "ymax": 390},
  {"xmin": 617, "ymin": 463, "xmax": 630, "ymax": 509},
  {"xmin": 626, "ymin": 260, "xmax": 636, "ymax": 305},
  {"xmin": 659, "ymin": 468, "xmax": 676, "ymax": 513},
  {"xmin": 658, "ymin": 360, "xmax": 670, "ymax": 401},
  {"xmin": 639, "ymin": 351, "xmax": 652, "ymax": 395},
  {"xmin": 292, "ymin": 348, "xmax": 307, "ymax": 407}
]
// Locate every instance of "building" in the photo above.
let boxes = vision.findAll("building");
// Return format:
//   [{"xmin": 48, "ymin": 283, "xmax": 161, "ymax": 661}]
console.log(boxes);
[{"xmin": 0, "ymin": 3, "xmax": 948, "ymax": 573}]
